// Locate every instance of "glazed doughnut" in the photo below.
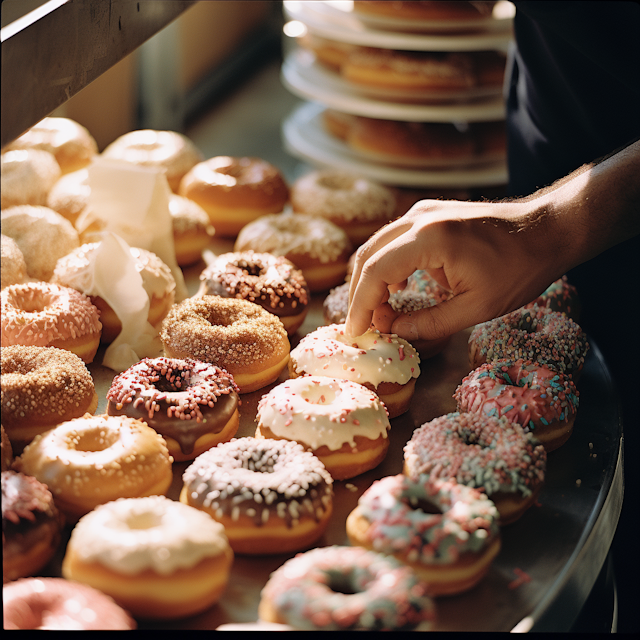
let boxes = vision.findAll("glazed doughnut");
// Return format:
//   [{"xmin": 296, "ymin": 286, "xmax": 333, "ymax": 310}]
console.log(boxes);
[
  {"xmin": 1, "ymin": 345, "xmax": 99, "ymax": 452},
  {"xmin": 3, "ymin": 578, "xmax": 136, "ymax": 630},
  {"xmin": 1, "ymin": 283, "xmax": 102, "ymax": 364},
  {"xmin": 290, "ymin": 170, "xmax": 396, "ymax": 246},
  {"xmin": 14, "ymin": 414, "xmax": 173, "ymax": 522},
  {"xmin": 323, "ymin": 281, "xmax": 350, "ymax": 325},
  {"xmin": 258, "ymin": 545, "xmax": 436, "ymax": 630},
  {"xmin": 468, "ymin": 306, "xmax": 590, "ymax": 378},
  {"xmin": 51, "ymin": 242, "xmax": 176, "ymax": 343},
  {"xmin": 1, "ymin": 235, "xmax": 28, "ymax": 290},
  {"xmin": 1, "ymin": 425, "xmax": 13, "ymax": 471},
  {"xmin": 179, "ymin": 156, "xmax": 289, "ymax": 237},
  {"xmin": 0, "ymin": 149, "xmax": 61, "ymax": 210},
  {"xmin": 352, "ymin": 0, "xmax": 497, "ymax": 21},
  {"xmin": 524, "ymin": 276, "xmax": 581, "ymax": 321},
  {"xmin": 321, "ymin": 108, "xmax": 358, "ymax": 141},
  {"xmin": 1, "ymin": 205, "xmax": 79, "ymax": 281},
  {"xmin": 180, "ymin": 438, "xmax": 333, "ymax": 555},
  {"xmin": 197, "ymin": 251, "xmax": 310, "ymax": 335},
  {"xmin": 404, "ymin": 412, "xmax": 547, "ymax": 525},
  {"xmin": 289, "ymin": 324, "xmax": 420, "ymax": 419},
  {"xmin": 101, "ymin": 129, "xmax": 204, "ymax": 192},
  {"xmin": 106, "ymin": 357, "xmax": 240, "ymax": 462},
  {"xmin": 46, "ymin": 168, "xmax": 91, "ymax": 226},
  {"xmin": 256, "ymin": 376, "xmax": 391, "ymax": 480},
  {"xmin": 3, "ymin": 117, "xmax": 98, "ymax": 175},
  {"xmin": 454, "ymin": 359, "xmax": 580, "ymax": 452},
  {"xmin": 234, "ymin": 211, "xmax": 354, "ymax": 292},
  {"xmin": 2, "ymin": 470, "xmax": 64, "ymax": 583},
  {"xmin": 160, "ymin": 295, "xmax": 290, "ymax": 394},
  {"xmin": 62, "ymin": 495, "xmax": 233, "ymax": 619},
  {"xmin": 168, "ymin": 193, "xmax": 215, "ymax": 265},
  {"xmin": 346, "ymin": 475, "xmax": 501, "ymax": 596},
  {"xmin": 297, "ymin": 33, "xmax": 358, "ymax": 71}
]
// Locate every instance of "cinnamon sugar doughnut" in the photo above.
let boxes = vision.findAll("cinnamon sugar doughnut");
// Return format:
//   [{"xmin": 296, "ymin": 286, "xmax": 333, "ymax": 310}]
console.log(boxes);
[
  {"xmin": 1, "ymin": 345, "xmax": 99, "ymax": 452},
  {"xmin": 160, "ymin": 295, "xmax": 290, "ymax": 394},
  {"xmin": 0, "ymin": 150, "xmax": 61, "ymax": 210},
  {"xmin": 1, "ymin": 235, "xmax": 28, "ymax": 290}
]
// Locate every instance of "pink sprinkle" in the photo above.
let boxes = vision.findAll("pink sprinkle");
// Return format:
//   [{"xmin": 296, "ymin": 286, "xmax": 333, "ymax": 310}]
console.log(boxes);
[
  {"xmin": 399, "ymin": 346, "xmax": 405, "ymax": 361},
  {"xmin": 508, "ymin": 567, "xmax": 531, "ymax": 589}
]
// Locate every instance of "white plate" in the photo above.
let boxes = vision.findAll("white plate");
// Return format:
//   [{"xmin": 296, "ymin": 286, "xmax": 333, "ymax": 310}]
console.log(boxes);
[
  {"xmin": 283, "ymin": 1, "xmax": 514, "ymax": 51},
  {"xmin": 282, "ymin": 102, "xmax": 508, "ymax": 187}
]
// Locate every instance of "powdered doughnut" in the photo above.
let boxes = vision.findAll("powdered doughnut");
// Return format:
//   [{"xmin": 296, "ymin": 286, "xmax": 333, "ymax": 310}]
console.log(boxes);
[
  {"xmin": 160, "ymin": 295, "xmax": 290, "ymax": 394},
  {"xmin": 404, "ymin": 412, "xmax": 547, "ymax": 524},
  {"xmin": 524, "ymin": 276, "xmax": 581, "ymax": 321},
  {"xmin": 180, "ymin": 438, "xmax": 333, "ymax": 555},
  {"xmin": 346, "ymin": 475, "xmax": 501, "ymax": 596},
  {"xmin": 234, "ymin": 211, "xmax": 354, "ymax": 292},
  {"xmin": 1, "ymin": 235, "xmax": 28, "ymax": 290},
  {"xmin": 1, "ymin": 283, "xmax": 102, "ymax": 364},
  {"xmin": 168, "ymin": 193, "xmax": 215, "ymax": 265},
  {"xmin": 197, "ymin": 251, "xmax": 310, "ymax": 335},
  {"xmin": 0, "ymin": 149, "xmax": 61, "ymax": 210},
  {"xmin": 106, "ymin": 357, "xmax": 240, "ymax": 462},
  {"xmin": 1, "ymin": 345, "xmax": 99, "ymax": 452}
]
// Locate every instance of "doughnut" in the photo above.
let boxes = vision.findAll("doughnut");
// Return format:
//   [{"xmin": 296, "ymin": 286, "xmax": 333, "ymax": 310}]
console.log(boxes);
[
  {"xmin": 13, "ymin": 414, "xmax": 173, "ymax": 522},
  {"xmin": 61, "ymin": 495, "xmax": 233, "ymax": 619},
  {"xmin": 168, "ymin": 193, "xmax": 215, "ymax": 265},
  {"xmin": 160, "ymin": 295, "xmax": 290, "ymax": 394},
  {"xmin": 2, "ymin": 470, "xmax": 64, "ymax": 583},
  {"xmin": 46, "ymin": 168, "xmax": 91, "ymax": 226},
  {"xmin": 179, "ymin": 156, "xmax": 289, "ymax": 237},
  {"xmin": 352, "ymin": 1, "xmax": 497, "ymax": 21},
  {"xmin": 346, "ymin": 474, "xmax": 501, "ymax": 596},
  {"xmin": 454, "ymin": 359, "xmax": 580, "ymax": 452},
  {"xmin": 1, "ymin": 425, "xmax": 13, "ymax": 471},
  {"xmin": 258, "ymin": 545, "xmax": 436, "ymax": 630},
  {"xmin": 180, "ymin": 438, "xmax": 333, "ymax": 555},
  {"xmin": 255, "ymin": 376, "xmax": 391, "ymax": 480},
  {"xmin": 106, "ymin": 357, "xmax": 240, "ymax": 462},
  {"xmin": 0, "ymin": 205, "xmax": 79, "ymax": 281},
  {"xmin": 1, "ymin": 234, "xmax": 28, "ymax": 290},
  {"xmin": 0, "ymin": 149, "xmax": 61, "ymax": 210},
  {"xmin": 323, "ymin": 281, "xmax": 350, "ymax": 325},
  {"xmin": 234, "ymin": 211, "xmax": 354, "ymax": 292},
  {"xmin": 3, "ymin": 117, "xmax": 98, "ymax": 175},
  {"xmin": 1, "ymin": 345, "xmax": 99, "ymax": 452},
  {"xmin": 51, "ymin": 242, "xmax": 176, "ymax": 343},
  {"xmin": 3, "ymin": 578, "xmax": 136, "ymax": 630},
  {"xmin": 289, "ymin": 324, "xmax": 420, "ymax": 419},
  {"xmin": 290, "ymin": 170, "xmax": 396, "ymax": 246},
  {"xmin": 101, "ymin": 129, "xmax": 204, "ymax": 192},
  {"xmin": 197, "ymin": 251, "xmax": 310, "ymax": 335},
  {"xmin": 1, "ymin": 283, "xmax": 102, "ymax": 364},
  {"xmin": 403, "ymin": 412, "xmax": 547, "ymax": 525},
  {"xmin": 524, "ymin": 275, "xmax": 581, "ymax": 321},
  {"xmin": 297, "ymin": 33, "xmax": 358, "ymax": 71},
  {"xmin": 468, "ymin": 305, "xmax": 590, "ymax": 379}
]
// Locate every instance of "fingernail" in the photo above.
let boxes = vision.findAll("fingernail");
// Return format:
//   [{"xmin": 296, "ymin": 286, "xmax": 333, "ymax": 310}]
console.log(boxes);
[{"xmin": 394, "ymin": 321, "xmax": 418, "ymax": 341}]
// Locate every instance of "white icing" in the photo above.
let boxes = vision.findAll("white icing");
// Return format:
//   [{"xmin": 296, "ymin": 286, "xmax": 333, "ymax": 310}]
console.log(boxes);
[
  {"xmin": 257, "ymin": 376, "xmax": 390, "ymax": 451},
  {"xmin": 290, "ymin": 324, "xmax": 420, "ymax": 388},
  {"xmin": 68, "ymin": 495, "xmax": 230, "ymax": 575}
]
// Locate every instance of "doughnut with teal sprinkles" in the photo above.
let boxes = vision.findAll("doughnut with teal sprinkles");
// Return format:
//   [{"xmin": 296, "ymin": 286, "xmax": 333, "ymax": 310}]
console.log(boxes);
[
  {"xmin": 403, "ymin": 412, "xmax": 546, "ymax": 525},
  {"xmin": 524, "ymin": 276, "xmax": 581, "ymax": 320},
  {"xmin": 258, "ymin": 545, "xmax": 436, "ymax": 630}
]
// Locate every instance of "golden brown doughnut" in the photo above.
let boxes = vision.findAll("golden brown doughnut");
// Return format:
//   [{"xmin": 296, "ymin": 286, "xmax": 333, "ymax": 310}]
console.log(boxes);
[
  {"xmin": 168, "ymin": 193, "xmax": 215, "ymax": 265},
  {"xmin": 353, "ymin": 1, "xmax": 497, "ymax": 21}
]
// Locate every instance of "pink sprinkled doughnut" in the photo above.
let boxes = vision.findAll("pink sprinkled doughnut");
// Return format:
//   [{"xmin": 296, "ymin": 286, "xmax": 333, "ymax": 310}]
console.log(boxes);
[
  {"xmin": 404, "ymin": 412, "xmax": 546, "ymax": 525},
  {"xmin": 106, "ymin": 357, "xmax": 240, "ymax": 462},
  {"xmin": 454, "ymin": 359, "xmax": 579, "ymax": 452},
  {"xmin": 524, "ymin": 275, "xmax": 581, "ymax": 321},
  {"xmin": 1, "ymin": 282, "xmax": 102, "ymax": 364},
  {"xmin": 346, "ymin": 475, "xmax": 501, "ymax": 596}
]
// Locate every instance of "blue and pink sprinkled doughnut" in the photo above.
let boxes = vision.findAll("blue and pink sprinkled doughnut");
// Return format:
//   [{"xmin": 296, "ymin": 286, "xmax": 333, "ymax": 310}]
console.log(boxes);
[
  {"xmin": 524, "ymin": 276, "xmax": 581, "ymax": 320},
  {"xmin": 258, "ymin": 545, "xmax": 436, "ymax": 630},
  {"xmin": 346, "ymin": 475, "xmax": 500, "ymax": 596}
]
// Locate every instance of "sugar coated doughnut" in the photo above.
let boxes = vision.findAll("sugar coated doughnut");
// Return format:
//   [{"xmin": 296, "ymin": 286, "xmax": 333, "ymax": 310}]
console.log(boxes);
[
  {"xmin": 168, "ymin": 193, "xmax": 215, "ymax": 265},
  {"xmin": 323, "ymin": 281, "xmax": 350, "ymax": 325},
  {"xmin": 1, "ymin": 283, "xmax": 102, "ymax": 364},
  {"xmin": 468, "ymin": 306, "xmax": 590, "ymax": 378},
  {"xmin": 180, "ymin": 438, "xmax": 333, "ymax": 555},
  {"xmin": 161, "ymin": 295, "xmax": 290, "ymax": 394},
  {"xmin": 1, "ymin": 205, "xmax": 79, "ymax": 281},
  {"xmin": 455, "ymin": 359, "xmax": 580, "ymax": 452},
  {"xmin": 102, "ymin": 129, "xmax": 204, "ymax": 192},
  {"xmin": 291, "ymin": 170, "xmax": 396, "ymax": 246},
  {"xmin": 524, "ymin": 276, "xmax": 581, "ymax": 321},
  {"xmin": 46, "ymin": 168, "xmax": 91, "ymax": 226},
  {"xmin": 179, "ymin": 156, "xmax": 289, "ymax": 237},
  {"xmin": 106, "ymin": 357, "xmax": 240, "ymax": 462},
  {"xmin": 258, "ymin": 545, "xmax": 436, "ymax": 630},
  {"xmin": 234, "ymin": 211, "xmax": 354, "ymax": 292},
  {"xmin": 62, "ymin": 495, "xmax": 233, "ymax": 619},
  {"xmin": 2, "ymin": 470, "xmax": 64, "ymax": 583},
  {"xmin": 3, "ymin": 577, "xmax": 136, "ymax": 630},
  {"xmin": 198, "ymin": 251, "xmax": 310, "ymax": 335},
  {"xmin": 256, "ymin": 376, "xmax": 391, "ymax": 480},
  {"xmin": 1, "ymin": 234, "xmax": 28, "ymax": 290},
  {"xmin": 0, "ymin": 149, "xmax": 61, "ymax": 210},
  {"xmin": 14, "ymin": 414, "xmax": 173, "ymax": 522},
  {"xmin": 404, "ymin": 412, "xmax": 546, "ymax": 524},
  {"xmin": 347, "ymin": 475, "xmax": 501, "ymax": 596},
  {"xmin": 289, "ymin": 324, "xmax": 420, "ymax": 418},
  {"xmin": 1, "ymin": 345, "xmax": 98, "ymax": 452}
]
